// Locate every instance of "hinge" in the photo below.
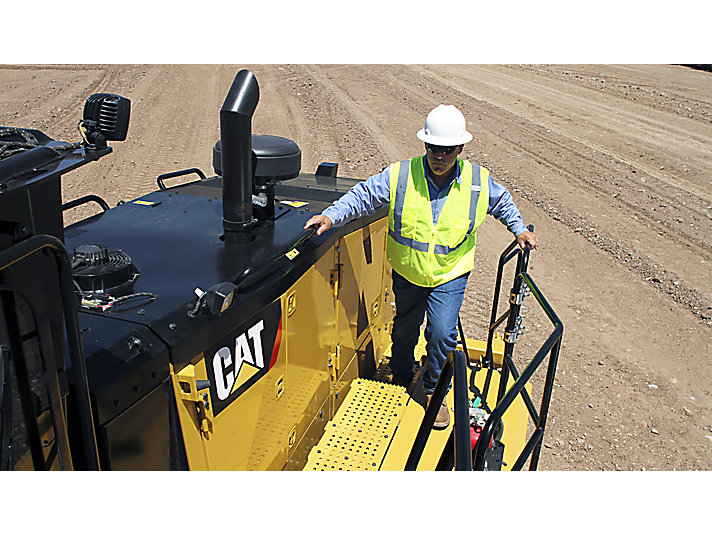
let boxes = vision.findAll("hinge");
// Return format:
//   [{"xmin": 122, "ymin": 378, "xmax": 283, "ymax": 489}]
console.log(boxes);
[
  {"xmin": 328, "ymin": 345, "xmax": 341, "ymax": 381},
  {"xmin": 287, "ymin": 292, "xmax": 297, "ymax": 317},
  {"xmin": 372, "ymin": 298, "xmax": 380, "ymax": 319},
  {"xmin": 504, "ymin": 315, "xmax": 524, "ymax": 344},
  {"xmin": 275, "ymin": 374, "xmax": 285, "ymax": 400},
  {"xmin": 509, "ymin": 285, "xmax": 530, "ymax": 306},
  {"xmin": 176, "ymin": 363, "xmax": 213, "ymax": 436},
  {"xmin": 330, "ymin": 264, "xmax": 341, "ymax": 298},
  {"xmin": 196, "ymin": 399, "xmax": 212, "ymax": 436}
]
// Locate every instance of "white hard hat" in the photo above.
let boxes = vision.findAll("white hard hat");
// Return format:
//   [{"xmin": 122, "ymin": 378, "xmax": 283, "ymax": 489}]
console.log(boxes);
[{"xmin": 416, "ymin": 105, "xmax": 473, "ymax": 146}]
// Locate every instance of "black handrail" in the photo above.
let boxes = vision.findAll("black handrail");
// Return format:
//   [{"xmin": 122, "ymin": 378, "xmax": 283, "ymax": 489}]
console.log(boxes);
[
  {"xmin": 61, "ymin": 194, "xmax": 110, "ymax": 212},
  {"xmin": 0, "ymin": 286, "xmax": 74, "ymax": 470},
  {"xmin": 0, "ymin": 346, "xmax": 10, "ymax": 469},
  {"xmin": 484, "ymin": 224, "xmax": 533, "ymax": 370},
  {"xmin": 0, "ymin": 235, "xmax": 100, "ymax": 470},
  {"xmin": 478, "ymin": 225, "xmax": 533, "ymax": 414},
  {"xmin": 457, "ymin": 318, "xmax": 470, "ymax": 361},
  {"xmin": 404, "ymin": 349, "xmax": 471, "ymax": 471},
  {"xmin": 495, "ymin": 241, "xmax": 532, "ymax": 408},
  {"xmin": 432, "ymin": 223, "xmax": 562, "ymax": 471},
  {"xmin": 157, "ymin": 168, "xmax": 207, "ymax": 190},
  {"xmin": 473, "ymin": 272, "xmax": 563, "ymax": 471},
  {"xmin": 1, "ymin": 289, "xmax": 48, "ymax": 469},
  {"xmin": 452, "ymin": 349, "xmax": 472, "ymax": 470},
  {"xmin": 231, "ymin": 228, "xmax": 316, "ymax": 290}
]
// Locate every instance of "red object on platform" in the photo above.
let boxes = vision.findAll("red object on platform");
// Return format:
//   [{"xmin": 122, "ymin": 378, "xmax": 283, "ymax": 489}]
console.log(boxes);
[
  {"xmin": 470, "ymin": 425, "xmax": 493, "ymax": 450},
  {"xmin": 470, "ymin": 426, "xmax": 481, "ymax": 449}
]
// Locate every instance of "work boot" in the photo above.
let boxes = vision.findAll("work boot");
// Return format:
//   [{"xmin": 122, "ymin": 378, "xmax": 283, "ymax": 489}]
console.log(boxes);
[
  {"xmin": 425, "ymin": 394, "xmax": 450, "ymax": 429},
  {"xmin": 391, "ymin": 370, "xmax": 413, "ymax": 388}
]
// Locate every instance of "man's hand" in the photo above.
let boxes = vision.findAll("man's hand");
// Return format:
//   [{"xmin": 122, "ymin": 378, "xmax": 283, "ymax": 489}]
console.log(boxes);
[
  {"xmin": 516, "ymin": 230, "xmax": 539, "ymax": 251},
  {"xmin": 304, "ymin": 214, "xmax": 333, "ymax": 236}
]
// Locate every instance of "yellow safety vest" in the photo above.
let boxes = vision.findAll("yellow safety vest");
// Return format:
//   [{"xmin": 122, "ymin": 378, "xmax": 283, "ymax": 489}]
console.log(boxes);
[{"xmin": 386, "ymin": 156, "xmax": 489, "ymax": 287}]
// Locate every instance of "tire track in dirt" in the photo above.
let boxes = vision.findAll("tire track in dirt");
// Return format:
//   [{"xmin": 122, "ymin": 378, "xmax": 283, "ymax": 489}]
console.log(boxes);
[
  {"xmin": 518, "ymin": 64, "xmax": 712, "ymax": 126},
  {"xmin": 266, "ymin": 65, "xmax": 347, "ymax": 169},
  {"xmin": 119, "ymin": 65, "xmax": 223, "ymax": 203},
  {"xmin": 490, "ymin": 66, "xmax": 709, "ymax": 149},
  {"xmin": 304, "ymin": 65, "xmax": 403, "ymax": 162},
  {"xmin": 412, "ymin": 65, "xmax": 711, "ymax": 216},
  {"xmin": 418, "ymin": 65, "xmax": 712, "ymax": 205},
  {"xmin": 261, "ymin": 65, "xmax": 393, "ymax": 177},
  {"xmin": 498, "ymin": 130, "xmax": 709, "ymax": 256}
]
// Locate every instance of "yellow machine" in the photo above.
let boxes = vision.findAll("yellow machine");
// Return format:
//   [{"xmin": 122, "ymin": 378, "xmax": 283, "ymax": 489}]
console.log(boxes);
[{"xmin": 0, "ymin": 70, "xmax": 562, "ymax": 471}]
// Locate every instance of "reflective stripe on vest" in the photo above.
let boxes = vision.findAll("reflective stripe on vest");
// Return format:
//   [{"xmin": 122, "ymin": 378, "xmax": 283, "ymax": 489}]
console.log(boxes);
[{"xmin": 387, "ymin": 156, "xmax": 489, "ymax": 286}]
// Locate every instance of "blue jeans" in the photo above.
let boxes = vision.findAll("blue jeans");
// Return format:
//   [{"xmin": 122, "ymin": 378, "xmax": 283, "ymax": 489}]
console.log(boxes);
[{"xmin": 389, "ymin": 270, "xmax": 469, "ymax": 394}]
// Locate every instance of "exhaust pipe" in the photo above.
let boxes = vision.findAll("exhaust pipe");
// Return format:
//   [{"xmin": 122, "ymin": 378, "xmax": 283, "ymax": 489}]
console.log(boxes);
[{"xmin": 220, "ymin": 70, "xmax": 259, "ymax": 238}]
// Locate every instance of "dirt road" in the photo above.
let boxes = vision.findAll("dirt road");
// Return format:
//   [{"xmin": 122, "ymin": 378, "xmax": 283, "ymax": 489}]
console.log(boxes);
[{"xmin": 1, "ymin": 64, "xmax": 710, "ymax": 470}]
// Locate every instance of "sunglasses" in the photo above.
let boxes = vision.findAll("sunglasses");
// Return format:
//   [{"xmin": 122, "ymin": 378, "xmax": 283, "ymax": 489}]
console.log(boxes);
[{"xmin": 426, "ymin": 144, "xmax": 458, "ymax": 155}]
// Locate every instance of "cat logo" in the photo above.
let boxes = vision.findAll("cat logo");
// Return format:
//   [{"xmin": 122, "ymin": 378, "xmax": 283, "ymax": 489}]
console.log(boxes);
[
  {"xmin": 213, "ymin": 320, "xmax": 265, "ymax": 401},
  {"xmin": 206, "ymin": 300, "xmax": 282, "ymax": 416}
]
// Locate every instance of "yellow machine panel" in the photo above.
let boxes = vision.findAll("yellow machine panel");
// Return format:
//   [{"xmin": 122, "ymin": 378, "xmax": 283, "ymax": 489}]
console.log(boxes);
[
  {"xmin": 170, "ymin": 217, "xmax": 396, "ymax": 470},
  {"xmin": 335, "ymin": 219, "xmax": 391, "ymax": 382},
  {"xmin": 169, "ymin": 215, "xmax": 552, "ymax": 472}
]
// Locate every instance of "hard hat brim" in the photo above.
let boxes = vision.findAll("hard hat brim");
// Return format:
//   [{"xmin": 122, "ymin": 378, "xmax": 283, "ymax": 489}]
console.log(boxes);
[{"xmin": 417, "ymin": 128, "xmax": 473, "ymax": 146}]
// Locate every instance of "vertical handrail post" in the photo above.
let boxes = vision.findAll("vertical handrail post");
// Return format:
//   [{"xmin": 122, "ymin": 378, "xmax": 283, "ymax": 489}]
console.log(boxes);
[
  {"xmin": 452, "ymin": 350, "xmax": 472, "ymax": 470},
  {"xmin": 0, "ymin": 235, "xmax": 100, "ymax": 470}
]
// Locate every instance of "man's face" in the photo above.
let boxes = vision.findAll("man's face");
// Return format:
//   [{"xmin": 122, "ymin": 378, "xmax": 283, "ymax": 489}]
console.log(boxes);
[{"xmin": 425, "ymin": 143, "xmax": 463, "ymax": 177}]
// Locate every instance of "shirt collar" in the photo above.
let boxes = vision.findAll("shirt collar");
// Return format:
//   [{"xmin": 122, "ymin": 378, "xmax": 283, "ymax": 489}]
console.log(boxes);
[{"xmin": 422, "ymin": 156, "xmax": 462, "ymax": 188}]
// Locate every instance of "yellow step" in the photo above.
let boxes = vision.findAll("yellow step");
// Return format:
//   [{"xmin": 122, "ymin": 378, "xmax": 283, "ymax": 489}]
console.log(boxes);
[
  {"xmin": 303, "ymin": 379, "xmax": 409, "ymax": 471},
  {"xmin": 303, "ymin": 366, "xmax": 530, "ymax": 471}
]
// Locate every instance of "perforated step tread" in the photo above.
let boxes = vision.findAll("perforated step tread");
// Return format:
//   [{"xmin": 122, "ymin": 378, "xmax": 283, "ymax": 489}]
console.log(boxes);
[{"xmin": 303, "ymin": 379, "xmax": 409, "ymax": 471}]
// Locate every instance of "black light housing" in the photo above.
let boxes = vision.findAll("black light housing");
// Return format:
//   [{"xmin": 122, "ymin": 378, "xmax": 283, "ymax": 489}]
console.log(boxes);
[
  {"xmin": 82, "ymin": 93, "xmax": 131, "ymax": 150},
  {"xmin": 205, "ymin": 281, "xmax": 238, "ymax": 316}
]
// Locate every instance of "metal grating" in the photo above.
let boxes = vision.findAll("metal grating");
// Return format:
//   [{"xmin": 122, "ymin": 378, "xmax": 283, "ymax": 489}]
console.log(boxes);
[
  {"xmin": 303, "ymin": 379, "xmax": 409, "ymax": 471},
  {"xmin": 246, "ymin": 365, "xmax": 326, "ymax": 470}
]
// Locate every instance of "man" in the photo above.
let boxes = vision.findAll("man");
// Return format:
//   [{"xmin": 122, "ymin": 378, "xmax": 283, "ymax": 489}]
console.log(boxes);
[{"xmin": 305, "ymin": 104, "xmax": 538, "ymax": 428}]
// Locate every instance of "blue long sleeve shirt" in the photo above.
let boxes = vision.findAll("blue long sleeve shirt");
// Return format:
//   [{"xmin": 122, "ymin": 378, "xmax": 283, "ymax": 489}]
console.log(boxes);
[{"xmin": 323, "ymin": 158, "xmax": 528, "ymax": 236}]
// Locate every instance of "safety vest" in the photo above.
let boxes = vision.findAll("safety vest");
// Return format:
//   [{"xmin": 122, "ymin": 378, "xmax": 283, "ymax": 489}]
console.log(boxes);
[{"xmin": 386, "ymin": 156, "xmax": 489, "ymax": 287}]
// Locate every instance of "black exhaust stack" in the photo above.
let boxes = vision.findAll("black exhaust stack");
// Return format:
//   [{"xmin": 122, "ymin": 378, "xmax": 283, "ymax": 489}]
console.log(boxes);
[{"xmin": 220, "ymin": 70, "xmax": 259, "ymax": 240}]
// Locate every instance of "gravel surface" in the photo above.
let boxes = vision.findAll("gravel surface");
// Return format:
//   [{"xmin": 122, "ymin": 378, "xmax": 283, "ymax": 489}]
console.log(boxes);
[{"xmin": 2, "ymin": 64, "xmax": 710, "ymax": 470}]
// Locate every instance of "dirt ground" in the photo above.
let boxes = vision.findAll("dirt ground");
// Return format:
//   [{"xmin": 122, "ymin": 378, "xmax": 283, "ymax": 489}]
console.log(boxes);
[{"xmin": 1, "ymin": 64, "xmax": 710, "ymax": 471}]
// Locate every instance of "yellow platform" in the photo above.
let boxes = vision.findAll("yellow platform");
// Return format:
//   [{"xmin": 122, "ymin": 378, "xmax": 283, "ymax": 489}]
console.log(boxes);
[{"xmin": 303, "ymin": 361, "xmax": 530, "ymax": 471}]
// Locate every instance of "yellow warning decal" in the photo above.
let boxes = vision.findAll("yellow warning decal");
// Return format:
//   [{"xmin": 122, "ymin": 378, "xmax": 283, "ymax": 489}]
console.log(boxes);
[
  {"xmin": 280, "ymin": 200, "xmax": 308, "ymax": 208},
  {"xmin": 285, "ymin": 249, "xmax": 299, "ymax": 260},
  {"xmin": 133, "ymin": 200, "xmax": 161, "ymax": 207}
]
